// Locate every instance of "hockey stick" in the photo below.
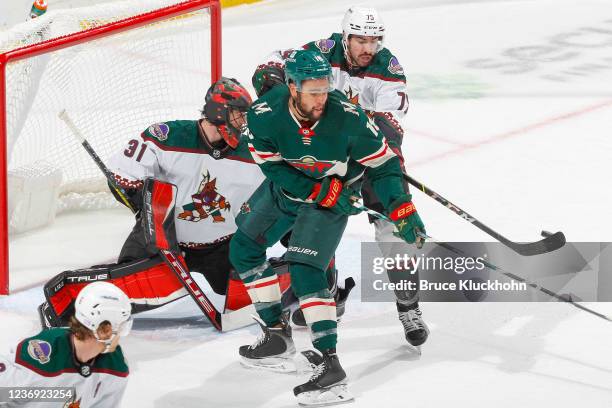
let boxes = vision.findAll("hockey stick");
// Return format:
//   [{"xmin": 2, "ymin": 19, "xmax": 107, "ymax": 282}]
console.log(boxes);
[
  {"xmin": 356, "ymin": 204, "xmax": 611, "ymax": 323},
  {"xmin": 58, "ymin": 109, "xmax": 252, "ymax": 331},
  {"xmin": 404, "ymin": 174, "xmax": 566, "ymax": 256}
]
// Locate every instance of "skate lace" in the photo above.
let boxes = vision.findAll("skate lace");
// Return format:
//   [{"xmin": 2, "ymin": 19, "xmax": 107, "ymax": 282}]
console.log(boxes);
[
  {"xmin": 309, "ymin": 360, "xmax": 327, "ymax": 383},
  {"xmin": 399, "ymin": 308, "xmax": 424, "ymax": 332},
  {"xmin": 249, "ymin": 330, "xmax": 269, "ymax": 350}
]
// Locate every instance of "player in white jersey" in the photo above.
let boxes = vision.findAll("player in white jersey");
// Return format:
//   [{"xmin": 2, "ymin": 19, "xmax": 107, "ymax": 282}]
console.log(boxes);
[
  {"xmin": 251, "ymin": 6, "xmax": 429, "ymax": 347},
  {"xmin": 36, "ymin": 78, "xmax": 281, "ymax": 328},
  {"xmin": 0, "ymin": 282, "xmax": 131, "ymax": 407}
]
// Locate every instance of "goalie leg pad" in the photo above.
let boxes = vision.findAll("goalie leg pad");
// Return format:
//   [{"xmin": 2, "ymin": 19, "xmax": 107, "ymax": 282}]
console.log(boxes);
[{"xmin": 41, "ymin": 256, "xmax": 187, "ymax": 328}]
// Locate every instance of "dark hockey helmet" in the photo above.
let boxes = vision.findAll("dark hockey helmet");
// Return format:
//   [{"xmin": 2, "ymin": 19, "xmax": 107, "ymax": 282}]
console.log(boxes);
[
  {"xmin": 202, "ymin": 77, "xmax": 252, "ymax": 149},
  {"xmin": 284, "ymin": 49, "xmax": 333, "ymax": 92}
]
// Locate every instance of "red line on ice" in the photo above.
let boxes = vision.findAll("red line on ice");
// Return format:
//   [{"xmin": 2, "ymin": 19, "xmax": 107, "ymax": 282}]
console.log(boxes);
[{"xmin": 407, "ymin": 99, "xmax": 612, "ymax": 168}]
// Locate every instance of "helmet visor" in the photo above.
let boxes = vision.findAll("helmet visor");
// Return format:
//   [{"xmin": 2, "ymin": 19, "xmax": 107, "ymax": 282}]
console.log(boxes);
[{"xmin": 295, "ymin": 74, "xmax": 334, "ymax": 94}]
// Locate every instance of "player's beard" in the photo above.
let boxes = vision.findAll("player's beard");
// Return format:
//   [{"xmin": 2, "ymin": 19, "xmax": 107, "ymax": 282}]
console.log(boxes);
[
  {"xmin": 294, "ymin": 94, "xmax": 326, "ymax": 122},
  {"xmin": 352, "ymin": 52, "xmax": 374, "ymax": 67}
]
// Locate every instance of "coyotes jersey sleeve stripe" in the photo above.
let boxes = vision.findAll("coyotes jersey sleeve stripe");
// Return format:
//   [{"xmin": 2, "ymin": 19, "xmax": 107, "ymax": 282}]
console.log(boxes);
[{"xmin": 141, "ymin": 133, "xmax": 204, "ymax": 154}]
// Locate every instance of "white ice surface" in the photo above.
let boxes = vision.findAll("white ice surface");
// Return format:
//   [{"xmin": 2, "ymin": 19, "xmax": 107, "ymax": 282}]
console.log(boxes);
[{"xmin": 2, "ymin": 0, "xmax": 612, "ymax": 407}]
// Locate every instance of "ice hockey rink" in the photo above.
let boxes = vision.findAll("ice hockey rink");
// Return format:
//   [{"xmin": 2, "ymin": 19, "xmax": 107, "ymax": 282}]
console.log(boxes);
[{"xmin": 2, "ymin": 0, "xmax": 612, "ymax": 406}]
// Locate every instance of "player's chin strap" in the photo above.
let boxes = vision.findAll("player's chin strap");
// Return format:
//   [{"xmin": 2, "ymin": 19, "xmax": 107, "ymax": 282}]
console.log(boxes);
[{"xmin": 94, "ymin": 317, "xmax": 134, "ymax": 354}]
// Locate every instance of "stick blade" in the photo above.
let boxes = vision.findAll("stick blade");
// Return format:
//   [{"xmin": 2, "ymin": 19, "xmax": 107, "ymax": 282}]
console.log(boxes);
[{"xmin": 509, "ymin": 231, "xmax": 566, "ymax": 256}]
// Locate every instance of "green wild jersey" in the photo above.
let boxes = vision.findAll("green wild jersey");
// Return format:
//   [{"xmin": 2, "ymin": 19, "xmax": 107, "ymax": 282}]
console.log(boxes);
[
  {"xmin": 245, "ymin": 85, "xmax": 405, "ymax": 209},
  {"xmin": 0, "ymin": 328, "xmax": 128, "ymax": 407}
]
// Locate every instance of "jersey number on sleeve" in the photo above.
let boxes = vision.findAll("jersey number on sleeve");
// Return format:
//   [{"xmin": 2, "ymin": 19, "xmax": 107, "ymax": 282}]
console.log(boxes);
[{"xmin": 124, "ymin": 139, "xmax": 148, "ymax": 162}]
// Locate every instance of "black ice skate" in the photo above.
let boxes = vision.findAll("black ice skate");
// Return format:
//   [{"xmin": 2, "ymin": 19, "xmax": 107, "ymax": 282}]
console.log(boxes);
[
  {"xmin": 292, "ymin": 278, "xmax": 355, "ymax": 327},
  {"xmin": 239, "ymin": 311, "xmax": 296, "ymax": 373},
  {"xmin": 397, "ymin": 302, "xmax": 429, "ymax": 352},
  {"xmin": 294, "ymin": 349, "xmax": 354, "ymax": 407}
]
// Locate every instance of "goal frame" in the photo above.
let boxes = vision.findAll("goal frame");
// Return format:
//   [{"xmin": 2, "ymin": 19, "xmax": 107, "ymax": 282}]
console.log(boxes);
[{"xmin": 0, "ymin": 0, "xmax": 222, "ymax": 294}]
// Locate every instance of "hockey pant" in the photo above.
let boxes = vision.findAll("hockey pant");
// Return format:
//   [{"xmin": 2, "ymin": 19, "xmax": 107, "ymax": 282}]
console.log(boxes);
[{"xmin": 230, "ymin": 180, "xmax": 347, "ymax": 352}]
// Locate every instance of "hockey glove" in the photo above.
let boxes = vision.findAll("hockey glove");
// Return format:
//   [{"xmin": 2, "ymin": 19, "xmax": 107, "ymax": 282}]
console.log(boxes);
[
  {"xmin": 252, "ymin": 63, "xmax": 285, "ymax": 97},
  {"xmin": 388, "ymin": 195, "xmax": 426, "ymax": 246},
  {"xmin": 309, "ymin": 177, "xmax": 361, "ymax": 216}
]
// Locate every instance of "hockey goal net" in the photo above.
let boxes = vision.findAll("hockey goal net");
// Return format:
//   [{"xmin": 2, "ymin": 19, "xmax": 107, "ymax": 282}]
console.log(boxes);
[{"xmin": 0, "ymin": 0, "xmax": 221, "ymax": 293}]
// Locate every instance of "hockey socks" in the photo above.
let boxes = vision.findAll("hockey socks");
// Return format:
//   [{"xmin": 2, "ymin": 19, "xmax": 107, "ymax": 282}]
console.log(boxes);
[
  {"xmin": 291, "ymin": 263, "xmax": 338, "ymax": 352},
  {"xmin": 238, "ymin": 261, "xmax": 283, "ymax": 326}
]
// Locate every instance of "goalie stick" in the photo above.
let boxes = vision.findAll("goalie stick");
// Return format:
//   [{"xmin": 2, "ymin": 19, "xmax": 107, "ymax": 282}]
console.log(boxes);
[
  {"xmin": 356, "ymin": 203, "xmax": 611, "ymax": 323},
  {"xmin": 58, "ymin": 109, "xmax": 253, "ymax": 331},
  {"xmin": 404, "ymin": 174, "xmax": 566, "ymax": 256}
]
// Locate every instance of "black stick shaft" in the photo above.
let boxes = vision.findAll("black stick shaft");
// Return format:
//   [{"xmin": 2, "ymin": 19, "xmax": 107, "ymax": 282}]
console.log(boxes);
[
  {"xmin": 357, "ymin": 204, "xmax": 611, "ymax": 323},
  {"xmin": 405, "ymin": 174, "xmax": 565, "ymax": 256},
  {"xmin": 432, "ymin": 240, "xmax": 612, "ymax": 323}
]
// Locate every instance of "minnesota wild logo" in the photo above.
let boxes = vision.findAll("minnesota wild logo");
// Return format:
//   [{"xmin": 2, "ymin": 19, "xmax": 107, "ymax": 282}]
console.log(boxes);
[
  {"xmin": 286, "ymin": 156, "xmax": 335, "ymax": 177},
  {"xmin": 178, "ymin": 170, "xmax": 230, "ymax": 223}
]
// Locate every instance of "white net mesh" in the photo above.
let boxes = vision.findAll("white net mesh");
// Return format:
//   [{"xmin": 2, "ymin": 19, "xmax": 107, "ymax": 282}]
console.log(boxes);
[{"xmin": 1, "ymin": 0, "xmax": 213, "ymax": 233}]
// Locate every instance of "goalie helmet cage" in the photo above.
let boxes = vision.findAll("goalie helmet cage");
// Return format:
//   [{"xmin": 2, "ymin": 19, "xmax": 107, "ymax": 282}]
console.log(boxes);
[{"xmin": 0, "ymin": 0, "xmax": 222, "ymax": 294}]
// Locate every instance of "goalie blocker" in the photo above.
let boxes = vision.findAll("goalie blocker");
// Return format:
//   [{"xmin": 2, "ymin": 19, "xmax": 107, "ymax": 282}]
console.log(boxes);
[{"xmin": 38, "ymin": 179, "xmax": 292, "ymax": 330}]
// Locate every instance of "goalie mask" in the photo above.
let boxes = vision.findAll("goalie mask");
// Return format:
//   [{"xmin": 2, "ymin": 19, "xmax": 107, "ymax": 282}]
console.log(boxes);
[
  {"xmin": 341, "ymin": 6, "xmax": 386, "ymax": 61},
  {"xmin": 202, "ymin": 77, "xmax": 252, "ymax": 149}
]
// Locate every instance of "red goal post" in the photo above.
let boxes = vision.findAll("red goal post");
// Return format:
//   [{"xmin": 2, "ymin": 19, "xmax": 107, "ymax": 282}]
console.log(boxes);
[{"xmin": 0, "ymin": 0, "xmax": 222, "ymax": 294}]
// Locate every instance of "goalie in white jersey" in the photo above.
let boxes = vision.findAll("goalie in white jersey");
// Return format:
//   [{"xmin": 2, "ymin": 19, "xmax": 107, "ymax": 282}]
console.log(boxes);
[
  {"xmin": 0, "ymin": 282, "xmax": 132, "ymax": 407},
  {"xmin": 37, "ymin": 78, "xmax": 292, "ymax": 329},
  {"xmin": 252, "ymin": 6, "xmax": 429, "ymax": 347}
]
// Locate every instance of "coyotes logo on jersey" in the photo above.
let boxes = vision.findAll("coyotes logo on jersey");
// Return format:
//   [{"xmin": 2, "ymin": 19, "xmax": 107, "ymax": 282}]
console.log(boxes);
[
  {"xmin": 342, "ymin": 86, "xmax": 360, "ymax": 107},
  {"xmin": 63, "ymin": 397, "xmax": 81, "ymax": 408},
  {"xmin": 178, "ymin": 170, "xmax": 230, "ymax": 223}
]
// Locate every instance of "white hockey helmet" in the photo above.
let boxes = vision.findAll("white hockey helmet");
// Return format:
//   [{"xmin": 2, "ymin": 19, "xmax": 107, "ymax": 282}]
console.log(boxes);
[
  {"xmin": 75, "ymin": 282, "xmax": 132, "ymax": 349},
  {"xmin": 341, "ymin": 6, "xmax": 386, "ymax": 53}
]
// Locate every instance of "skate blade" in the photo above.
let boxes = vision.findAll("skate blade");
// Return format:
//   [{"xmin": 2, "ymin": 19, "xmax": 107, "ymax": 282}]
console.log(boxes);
[
  {"xmin": 406, "ymin": 344, "xmax": 422, "ymax": 356},
  {"xmin": 240, "ymin": 356, "xmax": 297, "ymax": 373},
  {"xmin": 297, "ymin": 384, "xmax": 355, "ymax": 407}
]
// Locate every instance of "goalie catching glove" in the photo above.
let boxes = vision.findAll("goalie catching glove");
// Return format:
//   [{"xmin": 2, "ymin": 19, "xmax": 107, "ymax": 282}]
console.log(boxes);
[
  {"xmin": 388, "ymin": 195, "xmax": 426, "ymax": 245},
  {"xmin": 308, "ymin": 177, "xmax": 361, "ymax": 216}
]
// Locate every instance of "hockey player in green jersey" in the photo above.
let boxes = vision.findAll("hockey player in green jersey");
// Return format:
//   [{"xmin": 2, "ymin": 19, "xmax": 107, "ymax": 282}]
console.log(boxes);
[
  {"xmin": 252, "ymin": 6, "xmax": 429, "ymax": 348},
  {"xmin": 0, "ymin": 282, "xmax": 132, "ymax": 407},
  {"xmin": 230, "ymin": 49, "xmax": 425, "ymax": 406}
]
